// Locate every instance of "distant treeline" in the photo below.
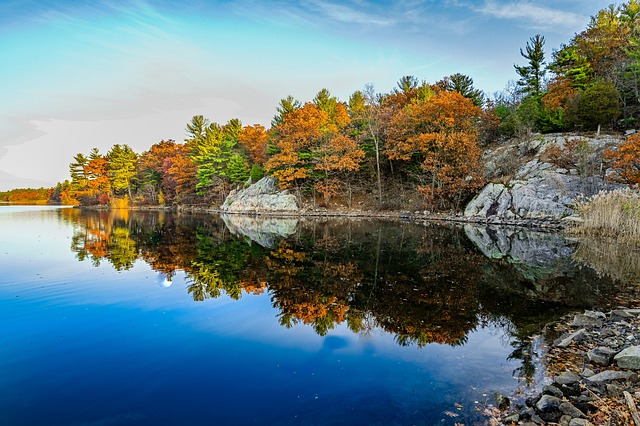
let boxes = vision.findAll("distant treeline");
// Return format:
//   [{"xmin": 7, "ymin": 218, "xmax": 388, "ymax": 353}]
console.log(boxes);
[{"xmin": 0, "ymin": 187, "xmax": 52, "ymax": 204}]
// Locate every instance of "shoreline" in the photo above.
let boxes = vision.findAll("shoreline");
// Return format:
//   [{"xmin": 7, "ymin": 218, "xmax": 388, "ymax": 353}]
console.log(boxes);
[
  {"xmin": 77, "ymin": 204, "xmax": 570, "ymax": 231},
  {"xmin": 491, "ymin": 305, "xmax": 640, "ymax": 426}
]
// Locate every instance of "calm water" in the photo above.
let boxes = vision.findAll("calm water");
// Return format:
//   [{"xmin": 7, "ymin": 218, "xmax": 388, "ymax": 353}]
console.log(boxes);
[{"xmin": 0, "ymin": 206, "xmax": 623, "ymax": 425}]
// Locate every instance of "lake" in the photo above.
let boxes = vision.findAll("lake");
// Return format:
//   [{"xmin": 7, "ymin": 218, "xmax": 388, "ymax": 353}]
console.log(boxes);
[{"xmin": 0, "ymin": 206, "xmax": 630, "ymax": 425}]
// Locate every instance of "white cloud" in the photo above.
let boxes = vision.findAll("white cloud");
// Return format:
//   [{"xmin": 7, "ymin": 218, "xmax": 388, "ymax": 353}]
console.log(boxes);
[
  {"xmin": 472, "ymin": 1, "xmax": 585, "ymax": 31},
  {"xmin": 303, "ymin": 0, "xmax": 397, "ymax": 26}
]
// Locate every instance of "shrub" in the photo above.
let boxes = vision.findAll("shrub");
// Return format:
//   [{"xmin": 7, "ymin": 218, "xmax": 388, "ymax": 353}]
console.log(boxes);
[
  {"xmin": 604, "ymin": 133, "xmax": 640, "ymax": 186},
  {"xmin": 571, "ymin": 188, "xmax": 640, "ymax": 243}
]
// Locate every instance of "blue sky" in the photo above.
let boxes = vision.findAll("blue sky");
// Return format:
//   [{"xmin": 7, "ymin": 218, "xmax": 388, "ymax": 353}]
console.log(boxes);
[{"xmin": 0, "ymin": 0, "xmax": 604, "ymax": 189}]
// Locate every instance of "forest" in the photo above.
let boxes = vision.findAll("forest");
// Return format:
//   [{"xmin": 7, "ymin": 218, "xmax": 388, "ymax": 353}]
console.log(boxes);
[{"xmin": 4, "ymin": 0, "xmax": 640, "ymax": 210}]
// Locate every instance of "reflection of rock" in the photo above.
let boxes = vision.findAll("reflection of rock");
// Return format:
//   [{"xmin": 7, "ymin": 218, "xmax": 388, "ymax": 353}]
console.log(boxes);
[
  {"xmin": 221, "ymin": 214, "xmax": 298, "ymax": 247},
  {"xmin": 464, "ymin": 224, "xmax": 574, "ymax": 270},
  {"xmin": 221, "ymin": 177, "xmax": 298, "ymax": 213},
  {"xmin": 464, "ymin": 224, "xmax": 573, "ymax": 266}
]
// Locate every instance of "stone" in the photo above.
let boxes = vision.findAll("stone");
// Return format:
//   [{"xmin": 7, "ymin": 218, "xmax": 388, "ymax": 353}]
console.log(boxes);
[
  {"xmin": 221, "ymin": 177, "xmax": 298, "ymax": 213},
  {"xmin": 464, "ymin": 134, "xmax": 625, "ymax": 221},
  {"xmin": 614, "ymin": 345, "xmax": 640, "ymax": 369},
  {"xmin": 569, "ymin": 419, "xmax": 595, "ymax": 426},
  {"xmin": 586, "ymin": 370, "xmax": 637, "ymax": 382},
  {"xmin": 555, "ymin": 329, "xmax": 587, "ymax": 348},
  {"xmin": 587, "ymin": 347, "xmax": 618, "ymax": 366},
  {"xmin": 494, "ymin": 392, "xmax": 510, "ymax": 410},
  {"xmin": 555, "ymin": 371, "xmax": 581, "ymax": 385},
  {"xmin": 611, "ymin": 309, "xmax": 634, "ymax": 319},
  {"xmin": 536, "ymin": 395, "xmax": 562, "ymax": 422},
  {"xmin": 526, "ymin": 394, "xmax": 541, "ymax": 408},
  {"xmin": 570, "ymin": 314, "xmax": 602, "ymax": 328},
  {"xmin": 543, "ymin": 384, "xmax": 564, "ymax": 398},
  {"xmin": 502, "ymin": 413, "xmax": 519, "ymax": 423},
  {"xmin": 560, "ymin": 402, "xmax": 588, "ymax": 419},
  {"xmin": 560, "ymin": 415, "xmax": 572, "ymax": 426},
  {"xmin": 581, "ymin": 368, "xmax": 595, "ymax": 378}
]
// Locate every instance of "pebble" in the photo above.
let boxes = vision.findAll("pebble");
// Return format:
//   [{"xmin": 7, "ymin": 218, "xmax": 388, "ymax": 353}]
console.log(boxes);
[{"xmin": 496, "ymin": 306, "xmax": 640, "ymax": 425}]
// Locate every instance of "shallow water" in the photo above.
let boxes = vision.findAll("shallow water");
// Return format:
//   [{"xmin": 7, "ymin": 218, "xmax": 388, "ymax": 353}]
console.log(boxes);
[{"xmin": 0, "ymin": 206, "xmax": 622, "ymax": 425}]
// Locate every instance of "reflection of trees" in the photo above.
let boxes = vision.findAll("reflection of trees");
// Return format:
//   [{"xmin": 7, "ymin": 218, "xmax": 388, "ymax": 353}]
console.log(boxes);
[
  {"xmin": 59, "ymin": 210, "xmax": 618, "ymax": 362},
  {"xmin": 266, "ymin": 241, "xmax": 357, "ymax": 336}
]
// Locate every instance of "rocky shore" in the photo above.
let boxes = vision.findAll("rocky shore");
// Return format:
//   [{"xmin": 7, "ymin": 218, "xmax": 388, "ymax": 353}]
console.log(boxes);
[{"xmin": 493, "ymin": 306, "xmax": 640, "ymax": 426}]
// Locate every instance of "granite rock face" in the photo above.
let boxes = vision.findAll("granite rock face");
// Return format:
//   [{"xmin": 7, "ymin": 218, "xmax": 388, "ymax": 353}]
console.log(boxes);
[
  {"xmin": 464, "ymin": 134, "xmax": 624, "ymax": 220},
  {"xmin": 221, "ymin": 177, "xmax": 298, "ymax": 213}
]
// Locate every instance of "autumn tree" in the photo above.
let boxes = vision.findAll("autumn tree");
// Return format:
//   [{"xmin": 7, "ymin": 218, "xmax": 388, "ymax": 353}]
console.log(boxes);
[
  {"xmin": 266, "ymin": 103, "xmax": 327, "ymax": 189},
  {"xmin": 85, "ymin": 148, "xmax": 111, "ymax": 204},
  {"xmin": 238, "ymin": 124, "xmax": 268, "ymax": 165},
  {"xmin": 165, "ymin": 148, "xmax": 198, "ymax": 204},
  {"xmin": 385, "ymin": 88, "xmax": 485, "ymax": 209},
  {"xmin": 136, "ymin": 139, "xmax": 181, "ymax": 204},
  {"xmin": 349, "ymin": 85, "xmax": 384, "ymax": 204},
  {"xmin": 605, "ymin": 133, "xmax": 640, "ymax": 185}
]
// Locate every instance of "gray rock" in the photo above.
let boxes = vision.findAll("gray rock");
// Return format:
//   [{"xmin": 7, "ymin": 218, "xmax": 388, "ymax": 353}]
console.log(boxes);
[
  {"xmin": 221, "ymin": 177, "xmax": 298, "ymax": 213},
  {"xmin": 464, "ymin": 134, "xmax": 625, "ymax": 220},
  {"xmin": 536, "ymin": 395, "xmax": 562, "ymax": 422},
  {"xmin": 560, "ymin": 402, "xmax": 588, "ymax": 419},
  {"xmin": 614, "ymin": 345, "xmax": 640, "ymax": 369},
  {"xmin": 587, "ymin": 347, "xmax": 618, "ymax": 366},
  {"xmin": 543, "ymin": 385, "xmax": 564, "ymax": 398},
  {"xmin": 611, "ymin": 309, "xmax": 634, "ymax": 319},
  {"xmin": 555, "ymin": 329, "xmax": 587, "ymax": 348},
  {"xmin": 570, "ymin": 314, "xmax": 602, "ymax": 328},
  {"xmin": 586, "ymin": 369, "xmax": 637, "ymax": 382},
  {"xmin": 560, "ymin": 415, "xmax": 572, "ymax": 426},
  {"xmin": 502, "ymin": 413, "xmax": 519, "ymax": 423},
  {"xmin": 581, "ymin": 368, "xmax": 595, "ymax": 378},
  {"xmin": 536, "ymin": 394, "xmax": 562, "ymax": 412},
  {"xmin": 555, "ymin": 371, "xmax": 581, "ymax": 385},
  {"xmin": 569, "ymin": 419, "xmax": 595, "ymax": 426}
]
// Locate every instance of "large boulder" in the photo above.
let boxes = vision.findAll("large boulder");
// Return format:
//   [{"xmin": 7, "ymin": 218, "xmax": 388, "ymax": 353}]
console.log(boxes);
[
  {"xmin": 464, "ymin": 135, "xmax": 624, "ymax": 220},
  {"xmin": 221, "ymin": 177, "xmax": 298, "ymax": 213}
]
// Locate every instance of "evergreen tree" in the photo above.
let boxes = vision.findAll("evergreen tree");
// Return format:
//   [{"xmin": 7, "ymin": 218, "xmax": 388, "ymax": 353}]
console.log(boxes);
[{"xmin": 515, "ymin": 35, "xmax": 546, "ymax": 96}]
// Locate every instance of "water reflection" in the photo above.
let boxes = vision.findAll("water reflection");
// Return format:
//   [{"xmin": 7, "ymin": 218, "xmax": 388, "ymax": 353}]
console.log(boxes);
[{"xmin": 60, "ymin": 209, "xmax": 621, "ymax": 357}]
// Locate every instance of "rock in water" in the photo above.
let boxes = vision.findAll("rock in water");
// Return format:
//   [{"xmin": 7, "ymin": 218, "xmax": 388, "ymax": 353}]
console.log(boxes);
[{"xmin": 221, "ymin": 177, "xmax": 299, "ymax": 213}]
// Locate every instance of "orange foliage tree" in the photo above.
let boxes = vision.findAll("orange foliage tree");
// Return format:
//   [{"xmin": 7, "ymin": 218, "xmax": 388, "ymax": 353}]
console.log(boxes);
[
  {"xmin": 137, "ymin": 140, "xmax": 182, "ymax": 204},
  {"xmin": 238, "ymin": 124, "xmax": 268, "ymax": 165},
  {"xmin": 266, "ymin": 99, "xmax": 364, "ymax": 203},
  {"xmin": 165, "ymin": 148, "xmax": 198, "ymax": 203},
  {"xmin": 385, "ymin": 88, "xmax": 485, "ymax": 209},
  {"xmin": 605, "ymin": 133, "xmax": 640, "ymax": 186}
]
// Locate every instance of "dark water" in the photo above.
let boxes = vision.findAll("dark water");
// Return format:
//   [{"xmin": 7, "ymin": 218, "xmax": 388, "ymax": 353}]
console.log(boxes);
[{"xmin": 0, "ymin": 206, "xmax": 623, "ymax": 425}]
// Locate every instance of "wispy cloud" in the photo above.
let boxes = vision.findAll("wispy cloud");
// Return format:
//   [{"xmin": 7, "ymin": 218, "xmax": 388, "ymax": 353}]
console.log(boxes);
[
  {"xmin": 303, "ymin": 0, "xmax": 397, "ymax": 26},
  {"xmin": 471, "ymin": 1, "xmax": 585, "ymax": 30}
]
